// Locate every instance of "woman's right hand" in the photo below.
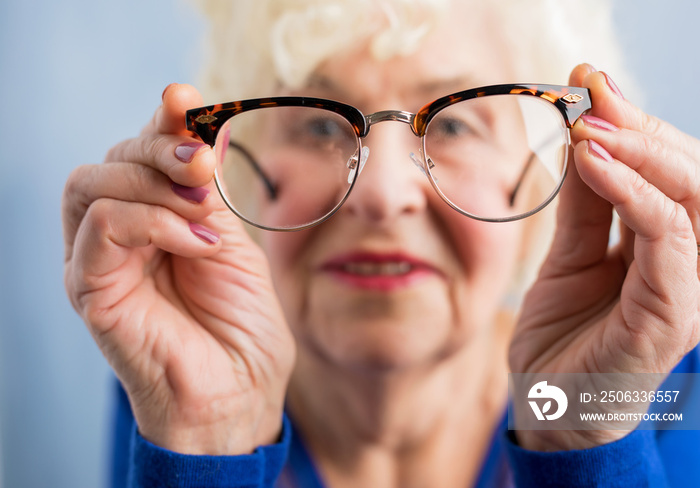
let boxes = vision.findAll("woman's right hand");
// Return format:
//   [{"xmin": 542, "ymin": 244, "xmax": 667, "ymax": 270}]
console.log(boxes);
[{"xmin": 62, "ymin": 84, "xmax": 295, "ymax": 455}]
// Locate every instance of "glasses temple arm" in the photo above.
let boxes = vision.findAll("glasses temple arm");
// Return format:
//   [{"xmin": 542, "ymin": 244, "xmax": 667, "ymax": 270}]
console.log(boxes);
[
  {"xmin": 509, "ymin": 152, "xmax": 536, "ymax": 207},
  {"xmin": 228, "ymin": 140, "xmax": 278, "ymax": 200},
  {"xmin": 508, "ymin": 130, "xmax": 567, "ymax": 207}
]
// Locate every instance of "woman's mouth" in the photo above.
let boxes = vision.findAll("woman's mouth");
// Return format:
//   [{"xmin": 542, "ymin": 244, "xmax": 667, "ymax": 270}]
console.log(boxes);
[{"xmin": 319, "ymin": 252, "xmax": 440, "ymax": 291}]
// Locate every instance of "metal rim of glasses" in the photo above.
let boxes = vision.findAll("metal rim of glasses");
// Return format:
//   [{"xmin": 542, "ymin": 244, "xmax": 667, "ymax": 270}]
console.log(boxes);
[
  {"xmin": 213, "ymin": 148, "xmax": 363, "ymax": 232},
  {"xmin": 214, "ymin": 137, "xmax": 569, "ymax": 231},
  {"xmin": 420, "ymin": 126, "xmax": 571, "ymax": 223}
]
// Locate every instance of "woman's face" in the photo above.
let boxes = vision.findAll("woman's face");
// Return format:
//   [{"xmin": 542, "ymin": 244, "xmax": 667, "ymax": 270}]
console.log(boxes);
[{"xmin": 261, "ymin": 5, "xmax": 530, "ymax": 370}]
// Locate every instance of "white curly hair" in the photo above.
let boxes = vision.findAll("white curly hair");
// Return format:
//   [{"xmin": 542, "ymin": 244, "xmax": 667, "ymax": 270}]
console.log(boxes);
[{"xmin": 194, "ymin": 0, "xmax": 633, "ymax": 102}]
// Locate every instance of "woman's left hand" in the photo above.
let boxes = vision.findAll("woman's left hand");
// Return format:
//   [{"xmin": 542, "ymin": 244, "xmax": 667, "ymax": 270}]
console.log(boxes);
[{"xmin": 509, "ymin": 63, "xmax": 700, "ymax": 450}]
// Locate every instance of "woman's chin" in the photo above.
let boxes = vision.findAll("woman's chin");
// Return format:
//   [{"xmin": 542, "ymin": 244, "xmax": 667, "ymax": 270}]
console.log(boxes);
[{"xmin": 304, "ymin": 318, "xmax": 470, "ymax": 374}]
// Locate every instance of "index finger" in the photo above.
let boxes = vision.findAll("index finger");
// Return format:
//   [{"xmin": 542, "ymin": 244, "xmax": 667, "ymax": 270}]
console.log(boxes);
[{"xmin": 141, "ymin": 83, "xmax": 205, "ymax": 136}]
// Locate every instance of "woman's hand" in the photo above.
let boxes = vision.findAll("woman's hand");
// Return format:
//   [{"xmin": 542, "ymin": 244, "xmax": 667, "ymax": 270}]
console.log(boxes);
[
  {"xmin": 62, "ymin": 84, "xmax": 295, "ymax": 455},
  {"xmin": 509, "ymin": 64, "xmax": 700, "ymax": 450}
]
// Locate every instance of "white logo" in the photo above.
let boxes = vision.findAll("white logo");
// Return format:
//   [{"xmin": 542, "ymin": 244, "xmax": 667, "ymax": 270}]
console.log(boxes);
[{"xmin": 528, "ymin": 381, "xmax": 568, "ymax": 420}]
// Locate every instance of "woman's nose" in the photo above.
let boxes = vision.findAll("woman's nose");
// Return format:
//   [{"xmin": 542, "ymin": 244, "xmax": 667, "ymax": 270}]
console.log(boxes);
[{"xmin": 343, "ymin": 124, "xmax": 429, "ymax": 224}]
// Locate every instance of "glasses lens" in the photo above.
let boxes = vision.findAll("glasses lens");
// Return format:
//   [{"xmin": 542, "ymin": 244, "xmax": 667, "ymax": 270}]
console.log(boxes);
[
  {"xmin": 423, "ymin": 95, "xmax": 568, "ymax": 221},
  {"xmin": 214, "ymin": 106, "xmax": 361, "ymax": 230}
]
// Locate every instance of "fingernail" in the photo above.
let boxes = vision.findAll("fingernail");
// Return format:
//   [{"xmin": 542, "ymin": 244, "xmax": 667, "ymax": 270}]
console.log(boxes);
[
  {"xmin": 162, "ymin": 83, "xmax": 177, "ymax": 101},
  {"xmin": 189, "ymin": 222, "xmax": 219, "ymax": 244},
  {"xmin": 172, "ymin": 182, "xmax": 209, "ymax": 203},
  {"xmin": 175, "ymin": 142, "xmax": 206, "ymax": 163},
  {"xmin": 588, "ymin": 140, "xmax": 614, "ymax": 163},
  {"xmin": 604, "ymin": 73, "xmax": 625, "ymax": 100},
  {"xmin": 580, "ymin": 115, "xmax": 619, "ymax": 132}
]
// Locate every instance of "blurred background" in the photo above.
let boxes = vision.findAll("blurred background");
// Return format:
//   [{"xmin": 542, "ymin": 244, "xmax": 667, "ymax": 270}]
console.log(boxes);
[{"xmin": 0, "ymin": 0, "xmax": 698, "ymax": 486}]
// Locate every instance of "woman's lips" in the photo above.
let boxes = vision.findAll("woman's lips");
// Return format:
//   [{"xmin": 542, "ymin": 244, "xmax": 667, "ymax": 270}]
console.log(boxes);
[{"xmin": 319, "ymin": 252, "xmax": 441, "ymax": 291}]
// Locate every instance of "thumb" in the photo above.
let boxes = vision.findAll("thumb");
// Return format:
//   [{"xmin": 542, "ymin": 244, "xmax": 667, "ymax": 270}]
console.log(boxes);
[
  {"xmin": 568, "ymin": 63, "xmax": 596, "ymax": 88},
  {"xmin": 142, "ymin": 83, "xmax": 205, "ymax": 136}
]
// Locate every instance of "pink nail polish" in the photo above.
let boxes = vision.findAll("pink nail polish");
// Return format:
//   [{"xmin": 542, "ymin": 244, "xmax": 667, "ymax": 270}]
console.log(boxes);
[
  {"xmin": 172, "ymin": 182, "xmax": 209, "ymax": 203},
  {"xmin": 189, "ymin": 222, "xmax": 219, "ymax": 244},
  {"xmin": 588, "ymin": 140, "xmax": 614, "ymax": 163},
  {"xmin": 580, "ymin": 115, "xmax": 619, "ymax": 132},
  {"xmin": 175, "ymin": 142, "xmax": 206, "ymax": 163},
  {"xmin": 604, "ymin": 73, "xmax": 625, "ymax": 100}
]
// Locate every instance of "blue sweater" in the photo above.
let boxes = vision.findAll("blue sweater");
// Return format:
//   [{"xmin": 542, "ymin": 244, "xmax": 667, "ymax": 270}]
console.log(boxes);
[{"xmin": 111, "ymin": 348, "xmax": 700, "ymax": 487}]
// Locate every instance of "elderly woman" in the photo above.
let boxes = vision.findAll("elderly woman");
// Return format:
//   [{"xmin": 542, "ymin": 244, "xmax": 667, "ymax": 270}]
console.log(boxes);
[{"xmin": 63, "ymin": 0, "xmax": 700, "ymax": 486}]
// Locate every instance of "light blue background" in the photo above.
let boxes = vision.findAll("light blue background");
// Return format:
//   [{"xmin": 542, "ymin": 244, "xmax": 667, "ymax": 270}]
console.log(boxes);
[{"xmin": 0, "ymin": 1, "xmax": 698, "ymax": 487}]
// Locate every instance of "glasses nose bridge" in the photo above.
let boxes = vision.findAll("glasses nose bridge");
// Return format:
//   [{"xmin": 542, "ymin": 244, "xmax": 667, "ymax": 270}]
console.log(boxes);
[
  {"xmin": 355, "ymin": 109, "xmax": 427, "ymax": 186},
  {"xmin": 364, "ymin": 110, "xmax": 419, "ymax": 136}
]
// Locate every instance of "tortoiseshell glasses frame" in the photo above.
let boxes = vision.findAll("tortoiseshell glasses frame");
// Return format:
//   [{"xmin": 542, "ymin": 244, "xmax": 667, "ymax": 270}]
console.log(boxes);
[{"xmin": 186, "ymin": 83, "xmax": 591, "ymax": 231}]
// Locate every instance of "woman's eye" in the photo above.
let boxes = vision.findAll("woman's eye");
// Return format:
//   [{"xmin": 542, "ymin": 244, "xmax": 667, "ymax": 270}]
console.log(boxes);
[
  {"xmin": 304, "ymin": 117, "xmax": 344, "ymax": 138},
  {"xmin": 431, "ymin": 117, "xmax": 473, "ymax": 138}
]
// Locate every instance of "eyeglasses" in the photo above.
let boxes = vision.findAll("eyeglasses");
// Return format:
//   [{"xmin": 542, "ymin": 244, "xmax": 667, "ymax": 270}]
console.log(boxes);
[{"xmin": 186, "ymin": 84, "xmax": 591, "ymax": 231}]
